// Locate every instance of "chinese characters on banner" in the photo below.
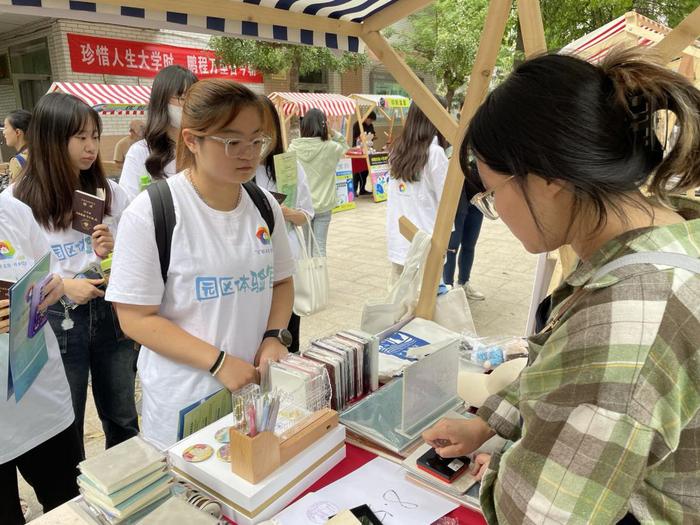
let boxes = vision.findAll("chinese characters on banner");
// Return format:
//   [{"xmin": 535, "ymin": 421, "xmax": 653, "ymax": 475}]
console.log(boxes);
[{"xmin": 67, "ymin": 33, "xmax": 263, "ymax": 83}]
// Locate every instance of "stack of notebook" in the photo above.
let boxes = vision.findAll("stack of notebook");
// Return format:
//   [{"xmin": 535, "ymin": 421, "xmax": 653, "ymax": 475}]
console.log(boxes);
[{"xmin": 78, "ymin": 436, "xmax": 172, "ymax": 523}]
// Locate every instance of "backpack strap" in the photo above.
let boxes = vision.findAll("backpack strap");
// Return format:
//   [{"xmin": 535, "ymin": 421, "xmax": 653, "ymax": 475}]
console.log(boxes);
[
  {"xmin": 242, "ymin": 181, "xmax": 275, "ymax": 235},
  {"xmin": 146, "ymin": 180, "xmax": 176, "ymax": 285},
  {"xmin": 591, "ymin": 251, "xmax": 700, "ymax": 282},
  {"xmin": 14, "ymin": 153, "xmax": 26, "ymax": 168}
]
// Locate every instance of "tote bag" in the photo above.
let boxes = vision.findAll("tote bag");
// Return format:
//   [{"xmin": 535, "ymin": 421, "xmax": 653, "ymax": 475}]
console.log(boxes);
[{"xmin": 292, "ymin": 219, "xmax": 330, "ymax": 316}]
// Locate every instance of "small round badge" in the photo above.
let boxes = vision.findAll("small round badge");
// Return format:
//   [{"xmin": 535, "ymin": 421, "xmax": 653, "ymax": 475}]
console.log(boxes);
[
  {"xmin": 182, "ymin": 444, "xmax": 213, "ymax": 463},
  {"xmin": 214, "ymin": 427, "xmax": 230, "ymax": 444},
  {"xmin": 216, "ymin": 444, "xmax": 230, "ymax": 462}
]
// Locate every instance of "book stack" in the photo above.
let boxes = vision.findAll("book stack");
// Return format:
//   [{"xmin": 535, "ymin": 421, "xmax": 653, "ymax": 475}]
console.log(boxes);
[{"xmin": 78, "ymin": 436, "xmax": 172, "ymax": 523}]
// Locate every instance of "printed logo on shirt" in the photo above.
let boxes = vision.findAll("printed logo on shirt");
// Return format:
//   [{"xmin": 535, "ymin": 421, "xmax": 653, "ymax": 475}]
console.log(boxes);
[
  {"xmin": 0, "ymin": 240, "xmax": 15, "ymax": 260},
  {"xmin": 398, "ymin": 182, "xmax": 408, "ymax": 194},
  {"xmin": 51, "ymin": 236, "xmax": 93, "ymax": 261},
  {"xmin": 256, "ymin": 226, "xmax": 271, "ymax": 246},
  {"xmin": 195, "ymin": 264, "xmax": 274, "ymax": 302}
]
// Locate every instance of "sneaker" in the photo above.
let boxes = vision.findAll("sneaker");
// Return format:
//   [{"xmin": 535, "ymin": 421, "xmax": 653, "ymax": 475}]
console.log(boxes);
[{"xmin": 462, "ymin": 282, "xmax": 485, "ymax": 301}]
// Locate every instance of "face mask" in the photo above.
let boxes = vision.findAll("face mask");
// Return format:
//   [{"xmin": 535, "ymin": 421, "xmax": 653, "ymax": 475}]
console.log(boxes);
[{"xmin": 168, "ymin": 104, "xmax": 183, "ymax": 129}]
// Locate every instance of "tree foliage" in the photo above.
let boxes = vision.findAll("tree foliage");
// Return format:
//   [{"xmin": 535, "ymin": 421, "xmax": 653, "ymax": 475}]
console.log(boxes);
[{"xmin": 210, "ymin": 38, "xmax": 368, "ymax": 92}]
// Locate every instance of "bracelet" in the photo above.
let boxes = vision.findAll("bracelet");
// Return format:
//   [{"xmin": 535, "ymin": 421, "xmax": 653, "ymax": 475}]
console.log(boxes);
[
  {"xmin": 212, "ymin": 353, "xmax": 227, "ymax": 377},
  {"xmin": 209, "ymin": 350, "xmax": 225, "ymax": 375}
]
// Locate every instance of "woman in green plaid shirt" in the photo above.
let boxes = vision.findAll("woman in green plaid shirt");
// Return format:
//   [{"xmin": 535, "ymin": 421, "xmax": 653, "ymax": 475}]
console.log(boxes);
[{"xmin": 424, "ymin": 48, "xmax": 700, "ymax": 524}]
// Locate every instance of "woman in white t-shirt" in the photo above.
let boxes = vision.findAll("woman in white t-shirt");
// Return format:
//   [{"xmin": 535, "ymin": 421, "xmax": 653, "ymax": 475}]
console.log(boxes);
[
  {"xmin": 107, "ymin": 80, "xmax": 296, "ymax": 449},
  {"xmin": 255, "ymin": 96, "xmax": 314, "ymax": 353},
  {"xmin": 0, "ymin": 192, "xmax": 80, "ymax": 524},
  {"xmin": 386, "ymin": 101, "xmax": 450, "ymax": 282},
  {"xmin": 13, "ymin": 93, "xmax": 138, "ymax": 457},
  {"xmin": 119, "ymin": 65, "xmax": 198, "ymax": 201}
]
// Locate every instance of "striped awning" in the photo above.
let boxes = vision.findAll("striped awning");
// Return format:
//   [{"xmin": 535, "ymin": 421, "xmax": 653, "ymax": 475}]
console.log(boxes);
[
  {"xmin": 48, "ymin": 82, "xmax": 152, "ymax": 115},
  {"xmin": 0, "ymin": 0, "xmax": 403, "ymax": 52},
  {"xmin": 561, "ymin": 11, "xmax": 700, "ymax": 64},
  {"xmin": 269, "ymin": 92, "xmax": 356, "ymax": 117}
]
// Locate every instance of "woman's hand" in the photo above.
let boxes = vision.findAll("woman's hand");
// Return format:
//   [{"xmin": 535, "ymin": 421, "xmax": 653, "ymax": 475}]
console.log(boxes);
[
  {"xmin": 38, "ymin": 274, "xmax": 64, "ymax": 311},
  {"xmin": 0, "ymin": 299, "xmax": 9, "ymax": 334},
  {"xmin": 64, "ymin": 278, "xmax": 105, "ymax": 305},
  {"xmin": 470, "ymin": 453, "xmax": 491, "ymax": 480},
  {"xmin": 216, "ymin": 355, "xmax": 260, "ymax": 391},
  {"xmin": 92, "ymin": 224, "xmax": 114, "ymax": 258},
  {"xmin": 422, "ymin": 417, "xmax": 495, "ymax": 458},
  {"xmin": 281, "ymin": 206, "xmax": 309, "ymax": 226},
  {"xmin": 255, "ymin": 338, "xmax": 288, "ymax": 369}
]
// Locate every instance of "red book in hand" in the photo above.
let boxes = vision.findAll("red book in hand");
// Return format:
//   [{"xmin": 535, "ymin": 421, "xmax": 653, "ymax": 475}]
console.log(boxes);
[{"xmin": 72, "ymin": 190, "xmax": 105, "ymax": 236}]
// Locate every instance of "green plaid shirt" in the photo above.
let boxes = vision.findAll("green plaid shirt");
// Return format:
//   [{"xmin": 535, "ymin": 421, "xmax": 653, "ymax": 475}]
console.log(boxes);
[{"xmin": 478, "ymin": 198, "xmax": 700, "ymax": 524}]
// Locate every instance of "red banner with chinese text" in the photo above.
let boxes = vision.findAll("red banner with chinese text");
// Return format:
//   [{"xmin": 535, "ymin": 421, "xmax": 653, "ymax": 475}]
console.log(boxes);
[{"xmin": 67, "ymin": 33, "xmax": 263, "ymax": 83}]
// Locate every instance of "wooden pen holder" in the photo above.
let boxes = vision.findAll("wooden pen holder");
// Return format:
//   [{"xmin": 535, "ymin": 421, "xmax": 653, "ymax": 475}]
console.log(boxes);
[{"xmin": 229, "ymin": 408, "xmax": 338, "ymax": 484}]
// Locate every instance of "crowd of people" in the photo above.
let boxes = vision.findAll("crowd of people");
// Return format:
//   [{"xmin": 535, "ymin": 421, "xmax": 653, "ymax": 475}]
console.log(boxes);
[{"xmin": 2, "ymin": 47, "xmax": 700, "ymax": 525}]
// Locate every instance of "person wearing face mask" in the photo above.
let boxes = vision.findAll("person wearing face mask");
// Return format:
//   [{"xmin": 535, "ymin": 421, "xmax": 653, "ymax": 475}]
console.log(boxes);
[
  {"xmin": 119, "ymin": 66, "xmax": 198, "ymax": 202},
  {"xmin": 106, "ymin": 80, "xmax": 295, "ymax": 449},
  {"xmin": 9, "ymin": 93, "xmax": 138, "ymax": 458}
]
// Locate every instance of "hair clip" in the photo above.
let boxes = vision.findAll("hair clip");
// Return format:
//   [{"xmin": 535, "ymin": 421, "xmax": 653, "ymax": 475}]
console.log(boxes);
[{"xmin": 628, "ymin": 94, "xmax": 658, "ymax": 153}]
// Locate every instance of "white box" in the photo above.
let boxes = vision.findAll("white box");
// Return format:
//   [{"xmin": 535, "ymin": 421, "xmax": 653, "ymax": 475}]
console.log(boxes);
[{"xmin": 167, "ymin": 417, "xmax": 346, "ymax": 525}]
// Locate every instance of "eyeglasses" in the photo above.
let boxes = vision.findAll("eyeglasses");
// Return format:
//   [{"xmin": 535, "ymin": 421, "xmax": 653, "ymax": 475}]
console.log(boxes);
[
  {"xmin": 470, "ymin": 175, "xmax": 514, "ymax": 220},
  {"xmin": 205, "ymin": 135, "xmax": 272, "ymax": 159}
]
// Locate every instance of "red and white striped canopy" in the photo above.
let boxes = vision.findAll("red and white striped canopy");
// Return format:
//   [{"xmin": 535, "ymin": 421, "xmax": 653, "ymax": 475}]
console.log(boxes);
[
  {"xmin": 269, "ymin": 92, "xmax": 356, "ymax": 117},
  {"xmin": 48, "ymin": 82, "xmax": 152, "ymax": 115}
]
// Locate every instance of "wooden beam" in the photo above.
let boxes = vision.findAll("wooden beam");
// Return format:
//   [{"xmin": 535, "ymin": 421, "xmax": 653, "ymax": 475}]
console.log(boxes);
[
  {"xmin": 399, "ymin": 216, "xmax": 418, "ymax": 242},
  {"xmin": 517, "ymin": 0, "xmax": 547, "ymax": 58},
  {"xmin": 414, "ymin": 0, "xmax": 513, "ymax": 320},
  {"xmin": 654, "ymin": 5, "xmax": 700, "ymax": 62},
  {"xmin": 362, "ymin": 0, "xmax": 435, "ymax": 33},
  {"xmin": 94, "ymin": 0, "xmax": 364, "ymax": 37},
  {"xmin": 361, "ymin": 31, "xmax": 458, "ymax": 143}
]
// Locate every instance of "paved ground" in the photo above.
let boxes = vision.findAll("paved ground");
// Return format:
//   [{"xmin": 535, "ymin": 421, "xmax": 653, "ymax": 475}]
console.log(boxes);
[{"xmin": 20, "ymin": 195, "xmax": 538, "ymax": 520}]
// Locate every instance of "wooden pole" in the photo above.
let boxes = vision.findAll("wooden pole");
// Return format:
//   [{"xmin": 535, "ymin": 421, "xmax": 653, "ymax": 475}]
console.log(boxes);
[
  {"xmin": 414, "ymin": 0, "xmax": 513, "ymax": 319},
  {"xmin": 361, "ymin": 31, "xmax": 458, "ymax": 143},
  {"xmin": 654, "ymin": 5, "xmax": 700, "ymax": 62},
  {"xmin": 517, "ymin": 0, "xmax": 547, "ymax": 57},
  {"xmin": 362, "ymin": 0, "xmax": 435, "ymax": 33}
]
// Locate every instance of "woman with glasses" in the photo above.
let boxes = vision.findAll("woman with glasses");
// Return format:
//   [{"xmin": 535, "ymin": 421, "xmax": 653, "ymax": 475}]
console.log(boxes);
[
  {"xmin": 387, "ymin": 99, "xmax": 449, "ymax": 283},
  {"xmin": 106, "ymin": 80, "xmax": 295, "ymax": 449},
  {"xmin": 119, "ymin": 65, "xmax": 198, "ymax": 202},
  {"xmin": 424, "ymin": 49, "xmax": 700, "ymax": 524}
]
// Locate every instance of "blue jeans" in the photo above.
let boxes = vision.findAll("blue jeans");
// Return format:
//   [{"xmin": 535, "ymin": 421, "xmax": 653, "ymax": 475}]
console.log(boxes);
[
  {"xmin": 47, "ymin": 297, "xmax": 139, "ymax": 456},
  {"xmin": 443, "ymin": 204, "xmax": 483, "ymax": 286},
  {"xmin": 311, "ymin": 210, "xmax": 332, "ymax": 257}
]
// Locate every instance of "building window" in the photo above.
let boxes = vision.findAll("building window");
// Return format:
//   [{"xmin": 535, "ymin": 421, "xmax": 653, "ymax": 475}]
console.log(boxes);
[
  {"xmin": 10, "ymin": 38, "xmax": 51, "ymax": 76},
  {"xmin": 370, "ymin": 69, "xmax": 410, "ymax": 97},
  {"xmin": 298, "ymin": 69, "xmax": 327, "ymax": 93}
]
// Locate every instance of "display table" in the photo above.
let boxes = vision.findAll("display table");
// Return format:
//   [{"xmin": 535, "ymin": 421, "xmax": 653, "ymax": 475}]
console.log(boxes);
[{"xmin": 31, "ymin": 442, "xmax": 485, "ymax": 525}]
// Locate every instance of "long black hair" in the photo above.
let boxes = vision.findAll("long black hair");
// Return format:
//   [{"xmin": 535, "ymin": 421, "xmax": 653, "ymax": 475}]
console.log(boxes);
[
  {"xmin": 15, "ymin": 93, "xmax": 111, "ymax": 230},
  {"xmin": 144, "ymin": 65, "xmax": 198, "ymax": 179},
  {"xmin": 300, "ymin": 108, "xmax": 328, "ymax": 141},
  {"xmin": 390, "ymin": 96, "xmax": 447, "ymax": 183},
  {"xmin": 260, "ymin": 96, "xmax": 285, "ymax": 183},
  {"xmin": 461, "ymin": 48, "xmax": 700, "ymax": 234}
]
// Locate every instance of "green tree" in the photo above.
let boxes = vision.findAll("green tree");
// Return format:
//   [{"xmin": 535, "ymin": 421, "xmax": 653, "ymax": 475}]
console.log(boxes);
[
  {"xmin": 541, "ymin": 0, "xmax": 699, "ymax": 50},
  {"xmin": 386, "ymin": 0, "xmax": 518, "ymax": 110},
  {"xmin": 210, "ymin": 38, "xmax": 368, "ymax": 92}
]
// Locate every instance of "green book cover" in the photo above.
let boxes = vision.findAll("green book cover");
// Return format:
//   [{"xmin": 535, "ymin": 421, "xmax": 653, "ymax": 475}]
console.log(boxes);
[{"xmin": 273, "ymin": 152, "xmax": 298, "ymax": 209}]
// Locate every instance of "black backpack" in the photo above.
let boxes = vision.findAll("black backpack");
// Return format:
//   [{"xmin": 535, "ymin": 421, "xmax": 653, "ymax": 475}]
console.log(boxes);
[{"xmin": 146, "ymin": 180, "xmax": 275, "ymax": 284}]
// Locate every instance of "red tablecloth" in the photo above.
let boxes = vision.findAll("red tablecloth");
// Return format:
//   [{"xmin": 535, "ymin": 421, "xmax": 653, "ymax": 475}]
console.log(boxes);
[{"xmin": 298, "ymin": 444, "xmax": 486, "ymax": 524}]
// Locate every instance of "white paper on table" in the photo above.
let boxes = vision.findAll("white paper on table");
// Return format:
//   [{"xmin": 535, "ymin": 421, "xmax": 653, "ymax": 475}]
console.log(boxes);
[{"xmin": 273, "ymin": 457, "xmax": 457, "ymax": 525}]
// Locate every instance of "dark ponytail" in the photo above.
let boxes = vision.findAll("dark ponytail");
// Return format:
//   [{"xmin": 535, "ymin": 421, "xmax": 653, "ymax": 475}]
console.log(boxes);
[{"xmin": 460, "ymin": 48, "xmax": 700, "ymax": 234}]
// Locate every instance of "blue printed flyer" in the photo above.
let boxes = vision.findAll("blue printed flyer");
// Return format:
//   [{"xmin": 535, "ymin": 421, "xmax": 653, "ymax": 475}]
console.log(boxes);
[{"xmin": 6, "ymin": 253, "xmax": 50, "ymax": 402}]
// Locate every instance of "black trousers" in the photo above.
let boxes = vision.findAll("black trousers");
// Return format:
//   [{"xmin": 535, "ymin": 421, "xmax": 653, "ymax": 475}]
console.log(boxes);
[{"xmin": 0, "ymin": 423, "xmax": 81, "ymax": 524}]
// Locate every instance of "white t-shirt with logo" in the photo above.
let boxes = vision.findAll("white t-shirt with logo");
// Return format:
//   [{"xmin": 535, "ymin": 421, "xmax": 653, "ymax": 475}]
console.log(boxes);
[
  {"xmin": 105, "ymin": 172, "xmax": 296, "ymax": 449},
  {"xmin": 254, "ymin": 163, "xmax": 315, "ymax": 260},
  {"xmin": 119, "ymin": 140, "xmax": 177, "ymax": 202},
  {"xmin": 386, "ymin": 143, "xmax": 449, "ymax": 265},
  {"xmin": 0, "ymin": 191, "xmax": 74, "ymax": 464}
]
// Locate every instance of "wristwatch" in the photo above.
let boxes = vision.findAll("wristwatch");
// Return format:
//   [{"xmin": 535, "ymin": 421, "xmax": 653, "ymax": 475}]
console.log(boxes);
[{"xmin": 263, "ymin": 328, "xmax": 293, "ymax": 348}]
